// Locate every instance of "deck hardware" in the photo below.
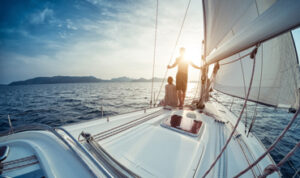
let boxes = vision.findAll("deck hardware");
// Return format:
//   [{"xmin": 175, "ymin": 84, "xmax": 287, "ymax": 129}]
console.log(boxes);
[
  {"xmin": 80, "ymin": 131, "xmax": 92, "ymax": 141},
  {"xmin": 215, "ymin": 119, "xmax": 225, "ymax": 124},
  {"xmin": 235, "ymin": 134, "xmax": 242, "ymax": 139}
]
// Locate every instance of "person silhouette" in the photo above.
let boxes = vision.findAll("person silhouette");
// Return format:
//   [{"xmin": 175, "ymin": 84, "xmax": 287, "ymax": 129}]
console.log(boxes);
[
  {"xmin": 163, "ymin": 76, "xmax": 178, "ymax": 107},
  {"xmin": 167, "ymin": 47, "xmax": 202, "ymax": 107}
]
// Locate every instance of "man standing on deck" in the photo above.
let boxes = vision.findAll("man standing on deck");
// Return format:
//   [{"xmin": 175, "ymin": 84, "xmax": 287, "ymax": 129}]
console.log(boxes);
[{"xmin": 167, "ymin": 47, "xmax": 202, "ymax": 107}]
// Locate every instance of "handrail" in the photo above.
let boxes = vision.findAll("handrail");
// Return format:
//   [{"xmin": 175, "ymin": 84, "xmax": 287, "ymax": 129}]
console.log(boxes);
[
  {"xmin": 83, "ymin": 136, "xmax": 140, "ymax": 178},
  {"xmin": 56, "ymin": 127, "xmax": 113, "ymax": 178}
]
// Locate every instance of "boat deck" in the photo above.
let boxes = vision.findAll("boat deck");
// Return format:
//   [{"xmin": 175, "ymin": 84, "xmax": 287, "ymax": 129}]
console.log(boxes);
[
  {"xmin": 63, "ymin": 100, "xmax": 280, "ymax": 178},
  {"xmin": 0, "ymin": 100, "xmax": 280, "ymax": 177}
]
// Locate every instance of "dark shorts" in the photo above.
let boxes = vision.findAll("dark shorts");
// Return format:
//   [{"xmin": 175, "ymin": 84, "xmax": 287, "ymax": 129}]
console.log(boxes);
[{"xmin": 176, "ymin": 72, "xmax": 188, "ymax": 93}]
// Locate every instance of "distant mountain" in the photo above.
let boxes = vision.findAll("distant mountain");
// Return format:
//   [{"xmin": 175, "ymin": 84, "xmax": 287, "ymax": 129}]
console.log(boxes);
[
  {"xmin": 132, "ymin": 77, "xmax": 163, "ymax": 82},
  {"xmin": 132, "ymin": 78, "xmax": 148, "ymax": 82},
  {"xmin": 110, "ymin": 77, "xmax": 163, "ymax": 82},
  {"xmin": 9, "ymin": 76, "xmax": 104, "ymax": 86},
  {"xmin": 8, "ymin": 76, "xmax": 164, "ymax": 86},
  {"xmin": 110, "ymin": 76, "xmax": 132, "ymax": 82}
]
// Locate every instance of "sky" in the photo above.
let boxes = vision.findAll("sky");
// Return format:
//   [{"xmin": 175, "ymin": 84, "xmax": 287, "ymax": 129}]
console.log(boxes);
[
  {"xmin": 0, "ymin": 0, "xmax": 204, "ymax": 84},
  {"xmin": 0, "ymin": 0, "xmax": 300, "ymax": 84}
]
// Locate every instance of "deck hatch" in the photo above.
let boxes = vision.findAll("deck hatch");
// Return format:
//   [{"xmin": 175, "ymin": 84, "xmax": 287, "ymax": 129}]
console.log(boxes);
[{"xmin": 161, "ymin": 114, "xmax": 202, "ymax": 137}]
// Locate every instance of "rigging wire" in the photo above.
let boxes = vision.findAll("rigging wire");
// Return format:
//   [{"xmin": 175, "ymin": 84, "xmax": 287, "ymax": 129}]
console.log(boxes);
[
  {"xmin": 202, "ymin": 48, "xmax": 257, "ymax": 178},
  {"xmin": 150, "ymin": 0, "xmax": 159, "ymax": 107},
  {"xmin": 153, "ymin": 0, "xmax": 192, "ymax": 106}
]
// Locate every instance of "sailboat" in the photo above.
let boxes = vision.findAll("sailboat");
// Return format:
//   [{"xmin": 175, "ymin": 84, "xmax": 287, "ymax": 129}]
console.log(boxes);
[{"xmin": 1, "ymin": 0, "xmax": 300, "ymax": 177}]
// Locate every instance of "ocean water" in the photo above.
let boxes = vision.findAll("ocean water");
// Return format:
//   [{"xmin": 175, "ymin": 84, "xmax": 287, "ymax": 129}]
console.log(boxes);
[{"xmin": 0, "ymin": 82, "xmax": 299, "ymax": 177}]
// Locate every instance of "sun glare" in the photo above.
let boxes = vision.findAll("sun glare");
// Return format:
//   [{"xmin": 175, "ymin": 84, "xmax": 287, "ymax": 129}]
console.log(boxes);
[{"xmin": 180, "ymin": 46, "xmax": 202, "ymax": 66}]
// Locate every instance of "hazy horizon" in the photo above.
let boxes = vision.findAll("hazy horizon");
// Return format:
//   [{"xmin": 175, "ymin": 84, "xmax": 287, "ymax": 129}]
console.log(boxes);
[{"xmin": 0, "ymin": 0, "xmax": 300, "ymax": 84}]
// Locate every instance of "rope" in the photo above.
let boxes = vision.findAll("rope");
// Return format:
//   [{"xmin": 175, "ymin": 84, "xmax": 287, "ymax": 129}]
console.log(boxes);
[
  {"xmin": 202, "ymin": 50, "xmax": 257, "ymax": 178},
  {"xmin": 247, "ymin": 46, "xmax": 263, "ymax": 136},
  {"xmin": 234, "ymin": 103, "xmax": 300, "ymax": 177},
  {"xmin": 240, "ymin": 59, "xmax": 248, "ymax": 133},
  {"xmin": 219, "ymin": 52, "xmax": 251, "ymax": 66},
  {"xmin": 150, "ymin": 0, "xmax": 159, "ymax": 107},
  {"xmin": 258, "ymin": 141, "xmax": 300, "ymax": 178},
  {"xmin": 153, "ymin": 0, "xmax": 192, "ymax": 105},
  {"xmin": 273, "ymin": 143, "xmax": 299, "ymax": 174},
  {"xmin": 293, "ymin": 167, "xmax": 300, "ymax": 178},
  {"xmin": 277, "ymin": 142, "xmax": 300, "ymax": 168}
]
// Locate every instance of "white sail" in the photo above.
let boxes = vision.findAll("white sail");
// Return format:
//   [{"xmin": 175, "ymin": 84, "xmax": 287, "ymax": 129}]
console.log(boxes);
[
  {"xmin": 202, "ymin": 0, "xmax": 300, "ymax": 108},
  {"xmin": 203, "ymin": 0, "xmax": 300, "ymax": 64},
  {"xmin": 213, "ymin": 32, "xmax": 300, "ymax": 108}
]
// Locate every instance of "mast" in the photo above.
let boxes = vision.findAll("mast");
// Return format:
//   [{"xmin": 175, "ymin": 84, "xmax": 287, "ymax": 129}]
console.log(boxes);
[{"xmin": 197, "ymin": 0, "xmax": 208, "ymax": 109}]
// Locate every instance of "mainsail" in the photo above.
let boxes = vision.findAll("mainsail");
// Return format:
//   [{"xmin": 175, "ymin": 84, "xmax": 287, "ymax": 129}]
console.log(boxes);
[
  {"xmin": 203, "ymin": 0, "xmax": 300, "ymax": 64},
  {"xmin": 203, "ymin": 0, "xmax": 300, "ymax": 108}
]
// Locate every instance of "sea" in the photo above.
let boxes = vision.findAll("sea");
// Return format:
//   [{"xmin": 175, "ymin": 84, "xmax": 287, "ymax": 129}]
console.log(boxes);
[{"xmin": 0, "ymin": 82, "xmax": 299, "ymax": 177}]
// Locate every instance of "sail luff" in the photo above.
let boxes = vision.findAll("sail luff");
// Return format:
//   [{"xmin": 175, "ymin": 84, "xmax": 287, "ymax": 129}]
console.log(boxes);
[{"xmin": 204, "ymin": 0, "xmax": 300, "ymax": 65}]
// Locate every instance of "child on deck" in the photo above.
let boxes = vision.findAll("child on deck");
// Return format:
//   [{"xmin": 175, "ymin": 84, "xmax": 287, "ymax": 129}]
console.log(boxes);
[{"xmin": 163, "ymin": 76, "xmax": 178, "ymax": 107}]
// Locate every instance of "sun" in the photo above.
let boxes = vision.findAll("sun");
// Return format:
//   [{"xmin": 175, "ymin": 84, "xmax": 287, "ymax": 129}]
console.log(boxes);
[
  {"xmin": 182, "ymin": 46, "xmax": 215, "ymax": 78},
  {"xmin": 180, "ymin": 45, "xmax": 202, "ymax": 66}
]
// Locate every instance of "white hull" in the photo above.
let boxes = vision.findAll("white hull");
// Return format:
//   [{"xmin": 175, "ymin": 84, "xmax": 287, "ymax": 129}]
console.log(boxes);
[{"xmin": 0, "ymin": 101, "xmax": 279, "ymax": 177}]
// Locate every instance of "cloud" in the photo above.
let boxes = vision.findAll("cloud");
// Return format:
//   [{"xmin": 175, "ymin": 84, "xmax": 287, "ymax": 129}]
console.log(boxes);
[
  {"xmin": 30, "ymin": 8, "xmax": 54, "ymax": 24},
  {"xmin": 0, "ymin": 0, "xmax": 204, "ymax": 84},
  {"xmin": 85, "ymin": 0, "xmax": 103, "ymax": 5},
  {"xmin": 66, "ymin": 19, "xmax": 78, "ymax": 30}
]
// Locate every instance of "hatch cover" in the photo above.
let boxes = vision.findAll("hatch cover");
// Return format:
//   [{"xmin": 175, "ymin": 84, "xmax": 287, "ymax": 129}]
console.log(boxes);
[{"xmin": 161, "ymin": 114, "xmax": 203, "ymax": 137}]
